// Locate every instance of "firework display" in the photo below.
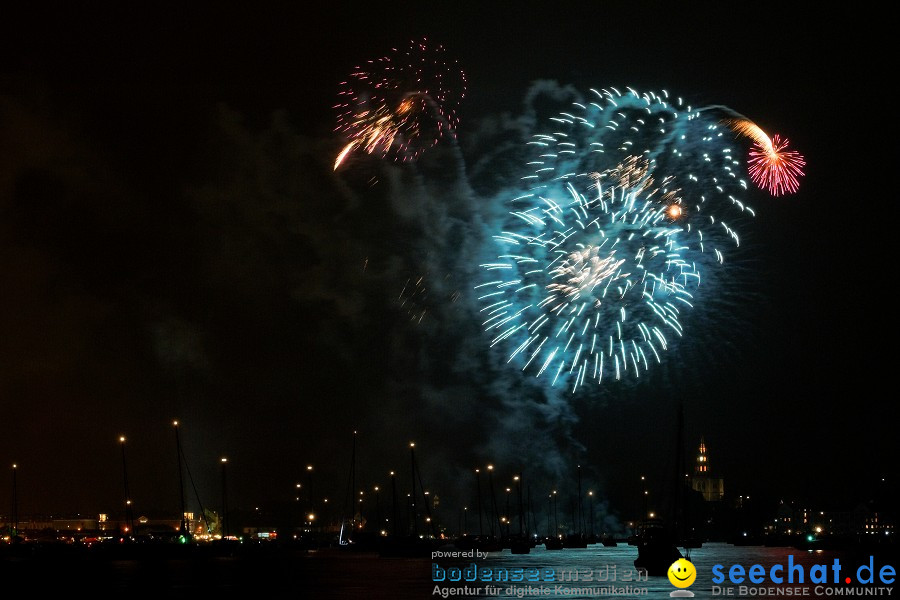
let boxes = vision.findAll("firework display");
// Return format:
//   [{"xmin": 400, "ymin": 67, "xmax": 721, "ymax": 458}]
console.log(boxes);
[
  {"xmin": 747, "ymin": 134, "xmax": 805, "ymax": 196},
  {"xmin": 478, "ymin": 88, "xmax": 768, "ymax": 392},
  {"xmin": 334, "ymin": 38, "xmax": 466, "ymax": 170},
  {"xmin": 397, "ymin": 272, "xmax": 462, "ymax": 326}
]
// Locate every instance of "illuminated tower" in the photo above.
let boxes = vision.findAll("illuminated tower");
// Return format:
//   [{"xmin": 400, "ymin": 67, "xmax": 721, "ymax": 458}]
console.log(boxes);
[
  {"xmin": 690, "ymin": 437, "xmax": 724, "ymax": 501},
  {"xmin": 696, "ymin": 437, "xmax": 708, "ymax": 474}
]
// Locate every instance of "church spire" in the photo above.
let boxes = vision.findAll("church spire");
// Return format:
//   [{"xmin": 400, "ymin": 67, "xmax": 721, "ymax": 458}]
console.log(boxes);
[{"xmin": 696, "ymin": 436, "xmax": 708, "ymax": 474}]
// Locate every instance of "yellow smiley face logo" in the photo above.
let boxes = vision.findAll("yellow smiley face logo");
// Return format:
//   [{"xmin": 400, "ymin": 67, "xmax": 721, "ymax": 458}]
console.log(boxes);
[{"xmin": 668, "ymin": 558, "xmax": 696, "ymax": 588}]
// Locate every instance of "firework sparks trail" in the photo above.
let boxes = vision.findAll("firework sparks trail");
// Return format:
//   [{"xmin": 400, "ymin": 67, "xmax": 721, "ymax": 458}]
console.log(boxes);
[
  {"xmin": 478, "ymin": 87, "xmax": 771, "ymax": 392},
  {"xmin": 721, "ymin": 118, "xmax": 805, "ymax": 196},
  {"xmin": 334, "ymin": 38, "xmax": 466, "ymax": 170}
]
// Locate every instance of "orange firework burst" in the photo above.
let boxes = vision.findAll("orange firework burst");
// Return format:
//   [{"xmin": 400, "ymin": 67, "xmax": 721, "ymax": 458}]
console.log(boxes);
[
  {"xmin": 666, "ymin": 203, "xmax": 684, "ymax": 220},
  {"xmin": 333, "ymin": 39, "xmax": 465, "ymax": 170}
]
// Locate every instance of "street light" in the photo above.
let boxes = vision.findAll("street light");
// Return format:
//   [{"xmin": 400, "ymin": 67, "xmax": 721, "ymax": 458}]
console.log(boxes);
[
  {"xmin": 641, "ymin": 475, "xmax": 649, "ymax": 521},
  {"xmin": 547, "ymin": 494, "xmax": 553, "ymax": 538},
  {"xmin": 306, "ymin": 465, "xmax": 314, "ymax": 512},
  {"xmin": 408, "ymin": 445, "xmax": 417, "ymax": 536},
  {"xmin": 552, "ymin": 490, "xmax": 559, "ymax": 537},
  {"xmin": 588, "ymin": 491, "xmax": 594, "ymax": 539},
  {"xmin": 474, "ymin": 469, "xmax": 484, "ymax": 537},
  {"xmin": 220, "ymin": 457, "xmax": 228, "ymax": 539},
  {"xmin": 486, "ymin": 465, "xmax": 499, "ymax": 538},
  {"xmin": 119, "ymin": 435, "xmax": 135, "ymax": 536},
  {"xmin": 11, "ymin": 464, "xmax": 18, "ymax": 538},
  {"xmin": 513, "ymin": 474, "xmax": 523, "ymax": 537},
  {"xmin": 390, "ymin": 471, "xmax": 399, "ymax": 536},
  {"xmin": 373, "ymin": 486, "xmax": 381, "ymax": 530}
]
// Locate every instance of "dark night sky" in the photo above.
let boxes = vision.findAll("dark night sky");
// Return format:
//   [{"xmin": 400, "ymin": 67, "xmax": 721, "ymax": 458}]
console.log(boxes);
[{"xmin": 0, "ymin": 3, "xmax": 893, "ymax": 525}]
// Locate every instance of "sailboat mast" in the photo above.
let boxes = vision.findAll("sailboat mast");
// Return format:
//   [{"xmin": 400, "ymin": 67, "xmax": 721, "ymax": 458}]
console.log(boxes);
[
  {"xmin": 410, "ymin": 442, "xmax": 418, "ymax": 536},
  {"xmin": 174, "ymin": 420, "xmax": 186, "ymax": 535},
  {"xmin": 351, "ymin": 430, "xmax": 357, "ymax": 525},
  {"xmin": 674, "ymin": 399, "xmax": 686, "ymax": 543},
  {"xmin": 577, "ymin": 465, "xmax": 583, "ymax": 537}
]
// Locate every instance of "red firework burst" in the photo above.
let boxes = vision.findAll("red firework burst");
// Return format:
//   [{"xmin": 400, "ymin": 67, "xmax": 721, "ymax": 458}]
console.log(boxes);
[{"xmin": 747, "ymin": 134, "xmax": 806, "ymax": 196}]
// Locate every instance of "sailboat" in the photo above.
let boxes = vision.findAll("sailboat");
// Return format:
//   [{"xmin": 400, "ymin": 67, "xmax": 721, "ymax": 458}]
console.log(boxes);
[
  {"xmin": 561, "ymin": 466, "xmax": 588, "ymax": 548},
  {"xmin": 338, "ymin": 431, "xmax": 381, "ymax": 551},
  {"xmin": 633, "ymin": 517, "xmax": 682, "ymax": 575},
  {"xmin": 633, "ymin": 399, "xmax": 700, "ymax": 575},
  {"xmin": 508, "ymin": 473, "xmax": 531, "ymax": 554},
  {"xmin": 379, "ymin": 441, "xmax": 438, "ymax": 557}
]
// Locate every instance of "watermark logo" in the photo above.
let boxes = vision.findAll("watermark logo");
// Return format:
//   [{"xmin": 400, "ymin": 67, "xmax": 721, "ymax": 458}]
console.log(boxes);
[
  {"xmin": 710, "ymin": 555, "xmax": 896, "ymax": 596},
  {"xmin": 669, "ymin": 558, "xmax": 696, "ymax": 598}
]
